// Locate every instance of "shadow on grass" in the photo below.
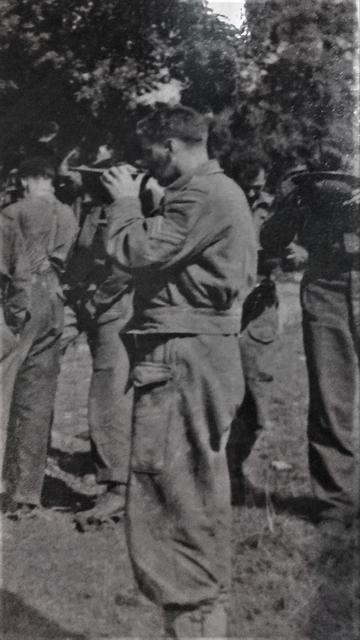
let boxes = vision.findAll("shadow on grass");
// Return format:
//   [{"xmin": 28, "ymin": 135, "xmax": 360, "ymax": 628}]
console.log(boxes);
[
  {"xmin": 48, "ymin": 447, "xmax": 96, "ymax": 478},
  {"xmin": 230, "ymin": 477, "xmax": 324, "ymax": 523},
  {"xmin": 42, "ymin": 476, "xmax": 94, "ymax": 512},
  {"xmin": 271, "ymin": 494, "xmax": 324, "ymax": 522},
  {"xmin": 0, "ymin": 589, "xmax": 86, "ymax": 639}
]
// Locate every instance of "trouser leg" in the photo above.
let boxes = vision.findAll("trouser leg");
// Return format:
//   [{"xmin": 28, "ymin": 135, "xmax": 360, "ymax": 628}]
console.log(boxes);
[
  {"xmin": 6, "ymin": 282, "xmax": 62, "ymax": 506},
  {"xmin": 227, "ymin": 307, "xmax": 277, "ymax": 484},
  {"xmin": 302, "ymin": 277, "xmax": 360, "ymax": 523},
  {"xmin": 127, "ymin": 334, "xmax": 243, "ymax": 625},
  {"xmin": 0, "ymin": 313, "xmax": 20, "ymax": 491},
  {"xmin": 60, "ymin": 303, "xmax": 81, "ymax": 354},
  {"xmin": 87, "ymin": 321, "xmax": 134, "ymax": 485},
  {"xmin": 227, "ymin": 386, "xmax": 261, "ymax": 490}
]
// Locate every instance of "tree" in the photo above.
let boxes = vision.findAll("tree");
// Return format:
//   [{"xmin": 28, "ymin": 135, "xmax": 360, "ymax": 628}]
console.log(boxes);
[
  {"xmin": 229, "ymin": 0, "xmax": 358, "ymax": 180},
  {"xmin": 0, "ymin": 0, "xmax": 357, "ymax": 178},
  {"xmin": 0, "ymin": 0, "xmax": 239, "ymax": 159}
]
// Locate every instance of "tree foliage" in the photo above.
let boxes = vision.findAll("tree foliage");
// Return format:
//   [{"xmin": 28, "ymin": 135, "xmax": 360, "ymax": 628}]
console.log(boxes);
[
  {"xmin": 0, "ymin": 0, "xmax": 357, "ymax": 175},
  {"xmin": 0, "ymin": 1, "xmax": 238, "ymax": 151},
  {"xmin": 232, "ymin": 0, "xmax": 358, "ymax": 178}
]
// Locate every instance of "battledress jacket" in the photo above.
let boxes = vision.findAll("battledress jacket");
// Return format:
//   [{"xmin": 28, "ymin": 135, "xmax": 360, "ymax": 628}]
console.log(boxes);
[
  {"xmin": 260, "ymin": 172, "xmax": 360, "ymax": 280},
  {"xmin": 106, "ymin": 159, "xmax": 257, "ymax": 334}
]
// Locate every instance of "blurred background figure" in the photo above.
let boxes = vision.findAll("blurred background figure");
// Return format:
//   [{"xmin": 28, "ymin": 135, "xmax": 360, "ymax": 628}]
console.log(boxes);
[
  {"xmin": 226, "ymin": 150, "xmax": 279, "ymax": 504},
  {"xmin": 60, "ymin": 153, "xmax": 134, "ymax": 529},
  {"xmin": 1, "ymin": 157, "xmax": 77, "ymax": 516},
  {"xmin": 261, "ymin": 144, "xmax": 360, "ymax": 534},
  {"xmin": 0, "ymin": 210, "xmax": 30, "ymax": 498},
  {"xmin": 29, "ymin": 121, "xmax": 60, "ymax": 165},
  {"xmin": 57, "ymin": 144, "xmax": 163, "ymax": 529}
]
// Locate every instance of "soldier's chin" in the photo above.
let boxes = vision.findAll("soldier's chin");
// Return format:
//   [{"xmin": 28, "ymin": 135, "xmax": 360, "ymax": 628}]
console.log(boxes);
[{"xmin": 156, "ymin": 168, "xmax": 181, "ymax": 187}]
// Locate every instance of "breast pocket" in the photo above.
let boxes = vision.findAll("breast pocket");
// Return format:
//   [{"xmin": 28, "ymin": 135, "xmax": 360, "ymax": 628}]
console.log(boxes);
[{"xmin": 131, "ymin": 361, "xmax": 174, "ymax": 474}]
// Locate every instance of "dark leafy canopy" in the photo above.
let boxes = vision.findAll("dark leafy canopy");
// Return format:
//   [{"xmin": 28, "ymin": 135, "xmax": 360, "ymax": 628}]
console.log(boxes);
[
  {"xmin": 0, "ymin": 0, "xmax": 357, "ymax": 178},
  {"xmin": 0, "ymin": 0, "xmax": 239, "ymax": 159},
  {"xmin": 235, "ymin": 0, "xmax": 358, "ymax": 182}
]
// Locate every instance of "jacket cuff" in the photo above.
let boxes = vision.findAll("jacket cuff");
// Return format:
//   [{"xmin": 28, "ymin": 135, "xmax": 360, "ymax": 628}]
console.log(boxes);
[{"xmin": 107, "ymin": 197, "xmax": 142, "ymax": 223}]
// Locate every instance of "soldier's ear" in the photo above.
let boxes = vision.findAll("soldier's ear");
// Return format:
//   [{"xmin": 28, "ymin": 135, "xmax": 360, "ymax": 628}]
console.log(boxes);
[{"xmin": 166, "ymin": 138, "xmax": 181, "ymax": 155}]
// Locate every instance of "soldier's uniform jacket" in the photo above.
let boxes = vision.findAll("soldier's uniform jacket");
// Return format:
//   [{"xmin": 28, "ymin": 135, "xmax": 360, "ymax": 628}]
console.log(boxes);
[
  {"xmin": 260, "ymin": 172, "xmax": 360, "ymax": 279},
  {"xmin": 65, "ymin": 201, "xmax": 132, "ymax": 325},
  {"xmin": 106, "ymin": 159, "xmax": 257, "ymax": 334},
  {"xmin": 3, "ymin": 193, "xmax": 77, "ymax": 280}
]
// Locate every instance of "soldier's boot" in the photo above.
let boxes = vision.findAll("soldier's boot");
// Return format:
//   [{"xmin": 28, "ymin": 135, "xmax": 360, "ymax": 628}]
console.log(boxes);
[
  {"xmin": 164, "ymin": 600, "xmax": 228, "ymax": 639},
  {"xmin": 74, "ymin": 483, "xmax": 126, "ymax": 531}
]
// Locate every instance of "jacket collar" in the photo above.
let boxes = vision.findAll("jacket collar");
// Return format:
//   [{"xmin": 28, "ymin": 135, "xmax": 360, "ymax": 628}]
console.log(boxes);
[{"xmin": 166, "ymin": 159, "xmax": 223, "ymax": 192}]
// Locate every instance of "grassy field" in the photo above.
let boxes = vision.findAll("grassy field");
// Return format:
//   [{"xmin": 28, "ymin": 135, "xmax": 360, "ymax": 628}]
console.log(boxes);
[{"xmin": 1, "ymin": 280, "xmax": 359, "ymax": 639}]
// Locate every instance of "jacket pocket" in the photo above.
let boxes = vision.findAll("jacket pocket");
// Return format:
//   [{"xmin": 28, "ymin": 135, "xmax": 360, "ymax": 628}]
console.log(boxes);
[
  {"xmin": 131, "ymin": 361, "xmax": 174, "ymax": 474},
  {"xmin": 245, "ymin": 304, "xmax": 279, "ymax": 344}
]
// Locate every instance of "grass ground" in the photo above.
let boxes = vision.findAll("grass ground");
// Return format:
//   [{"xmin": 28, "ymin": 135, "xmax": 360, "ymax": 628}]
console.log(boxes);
[{"xmin": 1, "ymin": 280, "xmax": 359, "ymax": 639}]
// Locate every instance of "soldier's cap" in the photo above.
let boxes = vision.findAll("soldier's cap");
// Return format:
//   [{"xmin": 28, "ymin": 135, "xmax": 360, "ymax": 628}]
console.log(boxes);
[
  {"xmin": 291, "ymin": 171, "xmax": 360, "ymax": 188},
  {"xmin": 18, "ymin": 156, "xmax": 56, "ymax": 180}
]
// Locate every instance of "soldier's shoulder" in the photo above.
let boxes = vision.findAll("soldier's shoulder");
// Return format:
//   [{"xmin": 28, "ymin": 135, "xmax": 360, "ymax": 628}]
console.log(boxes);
[
  {"xmin": 54, "ymin": 197, "xmax": 76, "ymax": 220},
  {"xmin": 54, "ymin": 195, "xmax": 73, "ymax": 211},
  {"xmin": 1, "ymin": 200, "xmax": 22, "ymax": 219},
  {"xmin": 0, "ymin": 208, "xmax": 24, "ymax": 246}
]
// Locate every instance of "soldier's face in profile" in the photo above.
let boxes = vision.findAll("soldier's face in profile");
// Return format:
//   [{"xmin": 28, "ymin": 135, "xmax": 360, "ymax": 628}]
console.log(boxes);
[
  {"xmin": 245, "ymin": 168, "xmax": 266, "ymax": 206},
  {"xmin": 141, "ymin": 141, "xmax": 181, "ymax": 186}
]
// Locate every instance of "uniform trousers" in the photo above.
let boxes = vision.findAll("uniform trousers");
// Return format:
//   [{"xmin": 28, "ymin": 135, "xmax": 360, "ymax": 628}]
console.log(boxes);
[
  {"xmin": 301, "ymin": 270, "xmax": 360, "ymax": 523},
  {"xmin": 61, "ymin": 305, "xmax": 134, "ymax": 484},
  {"xmin": 3, "ymin": 276, "xmax": 63, "ymax": 505},
  {"xmin": 127, "ymin": 333, "xmax": 243, "ymax": 613},
  {"xmin": 227, "ymin": 302, "xmax": 278, "ymax": 480},
  {"xmin": 0, "ymin": 307, "xmax": 20, "ymax": 491}
]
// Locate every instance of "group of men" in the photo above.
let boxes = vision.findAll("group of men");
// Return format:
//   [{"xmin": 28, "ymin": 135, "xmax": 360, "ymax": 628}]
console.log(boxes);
[{"xmin": 1, "ymin": 105, "xmax": 359, "ymax": 638}]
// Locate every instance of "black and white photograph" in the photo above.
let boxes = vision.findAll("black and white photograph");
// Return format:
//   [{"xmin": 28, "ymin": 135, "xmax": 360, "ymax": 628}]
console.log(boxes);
[{"xmin": 0, "ymin": 1, "xmax": 359, "ymax": 638}]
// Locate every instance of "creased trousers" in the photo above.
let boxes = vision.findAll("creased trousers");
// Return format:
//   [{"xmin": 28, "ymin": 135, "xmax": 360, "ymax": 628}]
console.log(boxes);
[
  {"xmin": 301, "ymin": 271, "xmax": 360, "ymax": 523},
  {"xmin": 227, "ymin": 303, "xmax": 278, "ymax": 478},
  {"xmin": 0, "ymin": 308, "xmax": 20, "ymax": 490},
  {"xmin": 3, "ymin": 278, "xmax": 63, "ymax": 505},
  {"xmin": 87, "ymin": 321, "xmax": 134, "ymax": 484},
  {"xmin": 127, "ymin": 333, "xmax": 244, "ymax": 608},
  {"xmin": 61, "ymin": 305, "xmax": 134, "ymax": 485}
]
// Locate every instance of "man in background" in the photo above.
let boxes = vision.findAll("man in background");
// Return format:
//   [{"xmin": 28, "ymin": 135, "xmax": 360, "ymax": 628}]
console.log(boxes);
[
  {"xmin": 227, "ymin": 152, "xmax": 279, "ymax": 504},
  {"xmin": 60, "ymin": 160, "xmax": 135, "ymax": 529},
  {"xmin": 2, "ymin": 157, "xmax": 77, "ymax": 515},
  {"xmin": 0, "ymin": 211, "xmax": 30, "ymax": 497},
  {"xmin": 261, "ymin": 146, "xmax": 360, "ymax": 534}
]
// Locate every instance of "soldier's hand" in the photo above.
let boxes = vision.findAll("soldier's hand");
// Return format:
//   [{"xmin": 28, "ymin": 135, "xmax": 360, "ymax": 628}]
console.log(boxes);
[
  {"xmin": 286, "ymin": 242, "xmax": 308, "ymax": 268},
  {"xmin": 58, "ymin": 148, "xmax": 82, "ymax": 187},
  {"xmin": 101, "ymin": 166, "xmax": 138, "ymax": 201}
]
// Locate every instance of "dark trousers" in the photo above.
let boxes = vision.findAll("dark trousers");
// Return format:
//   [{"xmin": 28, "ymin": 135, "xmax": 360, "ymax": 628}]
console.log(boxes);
[
  {"xmin": 88, "ymin": 322, "xmax": 133, "ymax": 484},
  {"xmin": 127, "ymin": 334, "xmax": 243, "ymax": 609},
  {"xmin": 61, "ymin": 306, "xmax": 134, "ymax": 484},
  {"xmin": 302, "ymin": 272, "xmax": 360, "ymax": 523},
  {"xmin": 3, "ymin": 279, "xmax": 63, "ymax": 505},
  {"xmin": 227, "ymin": 302, "xmax": 278, "ymax": 480}
]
